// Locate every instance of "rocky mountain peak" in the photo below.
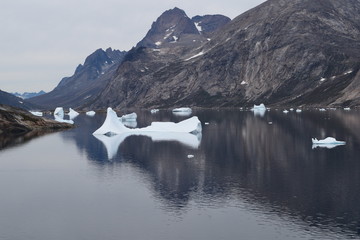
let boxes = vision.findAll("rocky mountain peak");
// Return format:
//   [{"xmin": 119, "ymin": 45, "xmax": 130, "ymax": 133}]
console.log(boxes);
[
  {"xmin": 191, "ymin": 14, "xmax": 231, "ymax": 34},
  {"xmin": 136, "ymin": 7, "xmax": 200, "ymax": 48}
]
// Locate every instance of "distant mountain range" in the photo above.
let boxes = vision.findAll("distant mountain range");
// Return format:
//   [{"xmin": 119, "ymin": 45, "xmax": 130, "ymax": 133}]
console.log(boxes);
[
  {"xmin": 12, "ymin": 90, "xmax": 46, "ymax": 99},
  {"xmin": 0, "ymin": 90, "xmax": 39, "ymax": 110},
  {"xmin": 26, "ymin": 0, "xmax": 360, "ymax": 110}
]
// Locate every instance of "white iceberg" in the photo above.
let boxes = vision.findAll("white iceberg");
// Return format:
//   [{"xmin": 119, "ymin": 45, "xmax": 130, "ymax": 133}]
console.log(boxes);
[
  {"xmin": 86, "ymin": 111, "xmax": 96, "ymax": 116},
  {"xmin": 119, "ymin": 112, "xmax": 137, "ymax": 121},
  {"xmin": 54, "ymin": 107, "xmax": 64, "ymax": 117},
  {"xmin": 54, "ymin": 115, "xmax": 74, "ymax": 124},
  {"xmin": 319, "ymin": 108, "xmax": 326, "ymax": 112},
  {"xmin": 172, "ymin": 107, "xmax": 192, "ymax": 113},
  {"xmin": 29, "ymin": 111, "xmax": 43, "ymax": 117},
  {"xmin": 283, "ymin": 110, "xmax": 289, "ymax": 113},
  {"xmin": 150, "ymin": 109, "xmax": 159, "ymax": 114},
  {"xmin": 68, "ymin": 108, "xmax": 79, "ymax": 120},
  {"xmin": 251, "ymin": 104, "xmax": 266, "ymax": 110},
  {"xmin": 296, "ymin": 109, "xmax": 302, "ymax": 113},
  {"xmin": 312, "ymin": 137, "xmax": 346, "ymax": 146},
  {"xmin": 93, "ymin": 108, "xmax": 201, "ymax": 135},
  {"xmin": 344, "ymin": 107, "xmax": 351, "ymax": 111},
  {"xmin": 251, "ymin": 104, "xmax": 266, "ymax": 117}
]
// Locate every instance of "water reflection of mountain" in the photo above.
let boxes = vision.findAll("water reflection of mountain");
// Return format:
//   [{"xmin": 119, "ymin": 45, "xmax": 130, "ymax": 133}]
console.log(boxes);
[{"xmin": 63, "ymin": 110, "xmax": 360, "ymax": 238}]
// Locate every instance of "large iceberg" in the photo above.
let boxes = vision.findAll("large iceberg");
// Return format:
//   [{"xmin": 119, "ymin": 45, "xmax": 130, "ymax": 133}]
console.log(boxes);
[
  {"xmin": 93, "ymin": 108, "xmax": 201, "ymax": 135},
  {"xmin": 312, "ymin": 137, "xmax": 346, "ymax": 145},
  {"xmin": 93, "ymin": 108, "xmax": 202, "ymax": 160}
]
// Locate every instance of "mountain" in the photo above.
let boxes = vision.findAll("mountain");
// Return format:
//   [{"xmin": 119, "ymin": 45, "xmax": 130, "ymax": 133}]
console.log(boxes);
[
  {"xmin": 87, "ymin": 1, "xmax": 360, "ymax": 109},
  {"xmin": 191, "ymin": 14, "xmax": 231, "ymax": 35},
  {"xmin": 0, "ymin": 90, "xmax": 39, "ymax": 110},
  {"xmin": 28, "ymin": 48, "xmax": 126, "ymax": 109},
  {"xmin": 12, "ymin": 90, "xmax": 46, "ymax": 99}
]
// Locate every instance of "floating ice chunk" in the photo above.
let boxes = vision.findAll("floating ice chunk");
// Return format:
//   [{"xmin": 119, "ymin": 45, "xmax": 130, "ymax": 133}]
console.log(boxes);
[
  {"xmin": 296, "ymin": 109, "xmax": 302, "ymax": 113},
  {"xmin": 173, "ymin": 107, "xmax": 192, "ymax": 112},
  {"xmin": 172, "ymin": 107, "xmax": 192, "ymax": 116},
  {"xmin": 205, "ymin": 122, "xmax": 210, "ymax": 125},
  {"xmin": 289, "ymin": 108, "xmax": 294, "ymax": 111},
  {"xmin": 119, "ymin": 112, "xmax": 137, "ymax": 121},
  {"xmin": 68, "ymin": 108, "xmax": 79, "ymax": 120},
  {"xmin": 283, "ymin": 110, "xmax": 289, "ymax": 113},
  {"xmin": 93, "ymin": 108, "xmax": 201, "ymax": 135},
  {"xmin": 268, "ymin": 122, "xmax": 273, "ymax": 125},
  {"xmin": 344, "ymin": 107, "xmax": 351, "ymax": 111},
  {"xmin": 54, "ymin": 107, "xmax": 64, "ymax": 117},
  {"xmin": 252, "ymin": 104, "xmax": 266, "ymax": 110},
  {"xmin": 312, "ymin": 137, "xmax": 345, "ymax": 145},
  {"xmin": 54, "ymin": 115, "xmax": 74, "ymax": 124},
  {"xmin": 86, "ymin": 111, "xmax": 96, "ymax": 116},
  {"xmin": 319, "ymin": 108, "xmax": 326, "ymax": 112},
  {"xmin": 187, "ymin": 155, "xmax": 194, "ymax": 158},
  {"xmin": 251, "ymin": 104, "xmax": 266, "ymax": 117},
  {"xmin": 150, "ymin": 109, "xmax": 159, "ymax": 114},
  {"xmin": 29, "ymin": 111, "xmax": 43, "ymax": 117}
]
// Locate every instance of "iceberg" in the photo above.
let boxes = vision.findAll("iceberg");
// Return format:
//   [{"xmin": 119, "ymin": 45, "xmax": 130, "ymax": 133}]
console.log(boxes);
[
  {"xmin": 29, "ymin": 111, "xmax": 43, "ymax": 117},
  {"xmin": 54, "ymin": 115, "xmax": 74, "ymax": 124},
  {"xmin": 344, "ymin": 107, "xmax": 351, "ymax": 111},
  {"xmin": 251, "ymin": 104, "xmax": 266, "ymax": 117},
  {"xmin": 68, "ymin": 108, "xmax": 79, "ymax": 119},
  {"xmin": 296, "ymin": 109, "xmax": 302, "ymax": 113},
  {"xmin": 312, "ymin": 137, "xmax": 346, "ymax": 146},
  {"xmin": 86, "ymin": 111, "xmax": 96, "ymax": 116},
  {"xmin": 54, "ymin": 107, "xmax": 64, "ymax": 117},
  {"xmin": 119, "ymin": 112, "xmax": 137, "ymax": 121},
  {"xmin": 93, "ymin": 108, "xmax": 202, "ymax": 159},
  {"xmin": 172, "ymin": 107, "xmax": 192, "ymax": 113},
  {"xmin": 283, "ymin": 110, "xmax": 289, "ymax": 113},
  {"xmin": 93, "ymin": 108, "xmax": 201, "ymax": 135},
  {"xmin": 150, "ymin": 109, "xmax": 159, "ymax": 114}
]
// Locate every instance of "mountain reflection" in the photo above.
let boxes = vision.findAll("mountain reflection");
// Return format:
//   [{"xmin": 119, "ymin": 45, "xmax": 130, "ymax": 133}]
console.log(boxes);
[{"xmin": 62, "ymin": 109, "xmax": 360, "ymax": 237}]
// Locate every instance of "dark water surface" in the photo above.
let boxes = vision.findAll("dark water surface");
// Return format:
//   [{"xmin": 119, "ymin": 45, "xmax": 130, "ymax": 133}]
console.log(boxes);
[{"xmin": 0, "ymin": 109, "xmax": 360, "ymax": 240}]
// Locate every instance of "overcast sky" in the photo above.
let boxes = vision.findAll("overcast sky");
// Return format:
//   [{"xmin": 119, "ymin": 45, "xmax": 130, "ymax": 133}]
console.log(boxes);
[{"xmin": 0, "ymin": 0, "xmax": 266, "ymax": 93}]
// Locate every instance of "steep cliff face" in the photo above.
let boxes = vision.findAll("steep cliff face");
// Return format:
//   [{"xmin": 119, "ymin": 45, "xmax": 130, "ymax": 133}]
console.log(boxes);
[
  {"xmin": 88, "ymin": 0, "xmax": 360, "ymax": 109},
  {"xmin": 29, "ymin": 48, "xmax": 126, "ymax": 109}
]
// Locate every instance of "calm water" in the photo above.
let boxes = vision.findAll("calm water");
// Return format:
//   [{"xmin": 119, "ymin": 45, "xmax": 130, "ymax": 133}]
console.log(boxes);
[{"xmin": 0, "ymin": 108, "xmax": 360, "ymax": 240}]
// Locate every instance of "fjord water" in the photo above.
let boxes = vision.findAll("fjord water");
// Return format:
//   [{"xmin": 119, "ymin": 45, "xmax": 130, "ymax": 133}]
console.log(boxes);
[{"xmin": 0, "ymin": 109, "xmax": 360, "ymax": 240}]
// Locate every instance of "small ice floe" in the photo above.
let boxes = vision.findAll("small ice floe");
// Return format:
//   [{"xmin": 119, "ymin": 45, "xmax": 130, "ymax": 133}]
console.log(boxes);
[
  {"xmin": 251, "ymin": 104, "xmax": 266, "ymax": 117},
  {"xmin": 151, "ymin": 109, "xmax": 159, "ymax": 114},
  {"xmin": 319, "ymin": 108, "xmax": 326, "ymax": 112},
  {"xmin": 289, "ymin": 108, "xmax": 294, "ymax": 111},
  {"xmin": 205, "ymin": 122, "xmax": 210, "ymax": 125},
  {"xmin": 283, "ymin": 110, "xmax": 289, "ymax": 113},
  {"xmin": 86, "ymin": 111, "xmax": 96, "ymax": 116},
  {"xmin": 172, "ymin": 107, "xmax": 192, "ymax": 116},
  {"xmin": 54, "ymin": 107, "xmax": 64, "ymax": 117},
  {"xmin": 68, "ymin": 108, "xmax": 79, "ymax": 120},
  {"xmin": 187, "ymin": 155, "xmax": 194, "ymax": 159},
  {"xmin": 268, "ymin": 122, "xmax": 273, "ymax": 125},
  {"xmin": 296, "ymin": 109, "xmax": 302, "ymax": 113},
  {"xmin": 312, "ymin": 137, "xmax": 346, "ymax": 149},
  {"xmin": 54, "ymin": 116, "xmax": 74, "ymax": 124},
  {"xmin": 119, "ymin": 112, "xmax": 137, "ymax": 121},
  {"xmin": 29, "ymin": 111, "xmax": 43, "ymax": 117},
  {"xmin": 344, "ymin": 107, "xmax": 351, "ymax": 111}
]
